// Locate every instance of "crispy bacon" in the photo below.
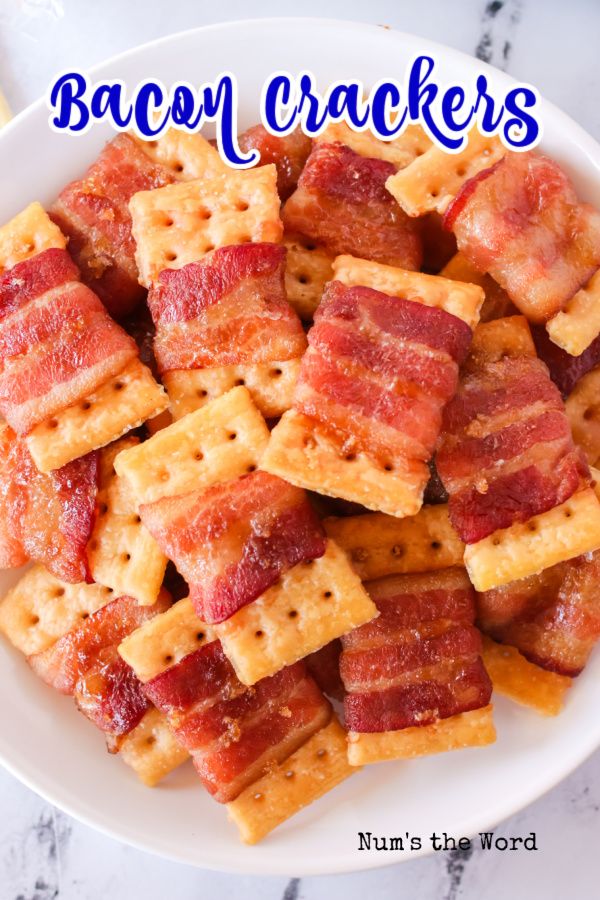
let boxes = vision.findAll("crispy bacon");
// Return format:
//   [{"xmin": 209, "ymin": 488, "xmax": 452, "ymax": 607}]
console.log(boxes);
[
  {"xmin": 0, "ymin": 423, "xmax": 98, "ymax": 581},
  {"xmin": 341, "ymin": 568, "xmax": 492, "ymax": 732},
  {"xmin": 477, "ymin": 552, "xmax": 600, "ymax": 676},
  {"xmin": 445, "ymin": 153, "xmax": 600, "ymax": 322},
  {"xmin": 293, "ymin": 280, "xmax": 472, "ymax": 469},
  {"xmin": 531, "ymin": 324, "xmax": 600, "ymax": 396},
  {"xmin": 283, "ymin": 142, "xmax": 422, "ymax": 269},
  {"xmin": 148, "ymin": 243, "xmax": 306, "ymax": 373},
  {"xmin": 0, "ymin": 255, "xmax": 138, "ymax": 433},
  {"xmin": 144, "ymin": 644, "xmax": 331, "ymax": 802},
  {"xmin": 140, "ymin": 471, "xmax": 327, "ymax": 623},
  {"xmin": 29, "ymin": 593, "xmax": 170, "ymax": 734},
  {"xmin": 238, "ymin": 125, "xmax": 312, "ymax": 201},
  {"xmin": 0, "ymin": 248, "xmax": 79, "ymax": 323},
  {"xmin": 437, "ymin": 351, "xmax": 589, "ymax": 543},
  {"xmin": 50, "ymin": 134, "xmax": 174, "ymax": 318}
]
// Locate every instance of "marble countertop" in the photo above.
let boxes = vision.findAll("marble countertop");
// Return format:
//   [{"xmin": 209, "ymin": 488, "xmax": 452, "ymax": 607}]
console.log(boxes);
[{"xmin": 1, "ymin": 1, "xmax": 599, "ymax": 897}]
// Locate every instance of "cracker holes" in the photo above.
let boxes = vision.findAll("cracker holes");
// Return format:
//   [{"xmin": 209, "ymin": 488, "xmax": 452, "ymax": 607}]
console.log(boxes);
[
  {"xmin": 163, "ymin": 217, "xmax": 174, "ymax": 228},
  {"xmin": 146, "ymin": 735, "xmax": 156, "ymax": 746},
  {"xmin": 583, "ymin": 408, "xmax": 595, "ymax": 421},
  {"xmin": 89, "ymin": 539, "xmax": 98, "ymax": 551},
  {"xmin": 99, "ymin": 502, "xmax": 109, "ymax": 516},
  {"xmin": 122, "ymin": 553, "xmax": 132, "ymax": 563},
  {"xmin": 391, "ymin": 544, "xmax": 404, "ymax": 558},
  {"xmin": 288, "ymin": 609, "xmax": 298, "ymax": 620},
  {"xmin": 254, "ymin": 630, "xmax": 264, "ymax": 639},
  {"xmin": 105, "ymin": 587, "xmax": 114, "ymax": 594},
  {"xmin": 81, "ymin": 612, "xmax": 89, "ymax": 620},
  {"xmin": 113, "ymin": 381, "xmax": 125, "ymax": 392},
  {"xmin": 196, "ymin": 389, "xmax": 208, "ymax": 398},
  {"xmin": 30, "ymin": 615, "xmax": 40, "ymax": 626},
  {"xmin": 269, "ymin": 368, "xmax": 283, "ymax": 378},
  {"xmin": 132, "ymin": 514, "xmax": 142, "ymax": 525},
  {"xmin": 564, "ymin": 508, "xmax": 573, "ymax": 519},
  {"xmin": 430, "ymin": 540, "xmax": 442, "ymax": 551},
  {"xmin": 53, "ymin": 587, "xmax": 65, "ymax": 598},
  {"xmin": 204, "ymin": 244, "xmax": 215, "ymax": 253},
  {"xmin": 322, "ymin": 590, "xmax": 333, "ymax": 600},
  {"xmin": 351, "ymin": 547, "xmax": 369, "ymax": 563},
  {"xmin": 173, "ymin": 162, "xmax": 184, "ymax": 174},
  {"xmin": 316, "ymin": 748, "xmax": 327, "ymax": 759},
  {"xmin": 285, "ymin": 770, "xmax": 295, "ymax": 779},
  {"xmin": 198, "ymin": 209, "xmax": 212, "ymax": 220},
  {"xmin": 196, "ymin": 631, "xmax": 205, "ymax": 642},
  {"xmin": 297, "ymin": 273, "xmax": 310, "ymax": 285},
  {"xmin": 383, "ymin": 462, "xmax": 394, "ymax": 472},
  {"xmin": 47, "ymin": 419, "xmax": 59, "ymax": 431},
  {"xmin": 492, "ymin": 536, "xmax": 501, "ymax": 546},
  {"xmin": 159, "ymin": 470, "xmax": 170, "ymax": 482},
  {"xmin": 527, "ymin": 522, "xmax": 537, "ymax": 533},
  {"xmin": 456, "ymin": 166, "xmax": 466, "ymax": 178},
  {"xmin": 228, "ymin": 431, "xmax": 237, "ymax": 441},
  {"xmin": 164, "ymin": 654, "xmax": 173, "ymax": 664},
  {"xmin": 234, "ymin": 378, "xmax": 246, "ymax": 386},
  {"xmin": 81, "ymin": 400, "xmax": 92, "ymax": 412},
  {"xmin": 246, "ymin": 464, "xmax": 257, "ymax": 473},
  {"xmin": 165, "ymin": 252, "xmax": 178, "ymax": 263},
  {"xmin": 193, "ymin": 450, "xmax": 204, "ymax": 461},
  {"xmin": 236, "ymin": 200, "xmax": 250, "ymax": 212}
]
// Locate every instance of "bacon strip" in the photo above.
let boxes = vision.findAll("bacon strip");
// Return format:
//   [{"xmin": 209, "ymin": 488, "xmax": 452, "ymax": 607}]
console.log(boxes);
[
  {"xmin": 341, "ymin": 568, "xmax": 492, "ymax": 733},
  {"xmin": 148, "ymin": 243, "xmax": 306, "ymax": 373},
  {"xmin": 0, "ymin": 423, "xmax": 98, "ymax": 581},
  {"xmin": 445, "ymin": 153, "xmax": 600, "ymax": 322},
  {"xmin": 140, "ymin": 471, "xmax": 327, "ymax": 623},
  {"xmin": 283, "ymin": 142, "xmax": 422, "ymax": 269},
  {"xmin": 238, "ymin": 125, "xmax": 312, "ymax": 201},
  {"xmin": 293, "ymin": 280, "xmax": 472, "ymax": 470},
  {"xmin": 50, "ymin": 134, "xmax": 174, "ymax": 318},
  {"xmin": 477, "ymin": 552, "xmax": 600, "ymax": 676},
  {"xmin": 30, "ymin": 593, "xmax": 170, "ymax": 735},
  {"xmin": 144, "ymin": 644, "xmax": 331, "ymax": 802},
  {"xmin": 437, "ymin": 350, "xmax": 589, "ymax": 543},
  {"xmin": 0, "ymin": 249, "xmax": 138, "ymax": 433}
]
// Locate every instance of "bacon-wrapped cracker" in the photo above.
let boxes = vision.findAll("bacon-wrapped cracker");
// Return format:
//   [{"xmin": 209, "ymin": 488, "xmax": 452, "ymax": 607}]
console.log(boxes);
[
  {"xmin": 88, "ymin": 438, "xmax": 167, "ymax": 606},
  {"xmin": 385, "ymin": 130, "xmax": 505, "ymax": 217},
  {"xmin": 238, "ymin": 125, "xmax": 312, "ymax": 201},
  {"xmin": 263, "ymin": 257, "xmax": 482, "ymax": 517},
  {"xmin": 445, "ymin": 153, "xmax": 600, "ymax": 327},
  {"xmin": 342, "ymin": 567, "xmax": 494, "ymax": 765},
  {"xmin": 436, "ymin": 316, "xmax": 600, "ymax": 590},
  {"xmin": 283, "ymin": 142, "xmax": 422, "ymax": 270}
]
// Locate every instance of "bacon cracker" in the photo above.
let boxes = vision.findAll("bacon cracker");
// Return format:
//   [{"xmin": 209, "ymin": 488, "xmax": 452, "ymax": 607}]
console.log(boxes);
[
  {"xmin": 315, "ymin": 122, "xmax": 432, "ymax": 169},
  {"xmin": 163, "ymin": 360, "xmax": 301, "ymax": 421},
  {"xmin": 118, "ymin": 707, "xmax": 189, "ymax": 787},
  {"xmin": 214, "ymin": 540, "xmax": 377, "ymax": 685},
  {"xmin": 347, "ymin": 705, "xmax": 495, "ymax": 765},
  {"xmin": 283, "ymin": 233, "xmax": 335, "ymax": 320},
  {"xmin": 88, "ymin": 438, "xmax": 168, "ymax": 606},
  {"xmin": 26, "ymin": 359, "xmax": 168, "ymax": 473},
  {"xmin": 464, "ymin": 488, "xmax": 600, "ymax": 591},
  {"xmin": 546, "ymin": 269, "xmax": 600, "ymax": 356},
  {"xmin": 227, "ymin": 716, "xmax": 356, "ymax": 844},
  {"xmin": 566, "ymin": 367, "xmax": 600, "ymax": 465},
  {"xmin": 131, "ymin": 129, "xmax": 227, "ymax": 181},
  {"xmin": 0, "ymin": 565, "xmax": 112, "ymax": 656},
  {"xmin": 0, "ymin": 202, "xmax": 66, "ymax": 274},
  {"xmin": 481, "ymin": 637, "xmax": 571, "ymax": 716},
  {"xmin": 324, "ymin": 504, "xmax": 465, "ymax": 581},
  {"xmin": 130, "ymin": 165, "xmax": 282, "ymax": 288},
  {"xmin": 445, "ymin": 153, "xmax": 600, "ymax": 323},
  {"xmin": 238, "ymin": 125, "xmax": 312, "ymax": 201},
  {"xmin": 114, "ymin": 386, "xmax": 271, "ymax": 505}
]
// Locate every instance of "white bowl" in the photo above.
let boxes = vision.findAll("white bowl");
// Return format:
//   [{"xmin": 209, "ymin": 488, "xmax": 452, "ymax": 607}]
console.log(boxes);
[{"xmin": 1, "ymin": 17, "xmax": 599, "ymax": 877}]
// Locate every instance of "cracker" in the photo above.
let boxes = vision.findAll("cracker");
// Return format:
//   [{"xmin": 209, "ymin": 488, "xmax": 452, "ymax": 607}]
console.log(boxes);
[
  {"xmin": 0, "ymin": 565, "xmax": 112, "ymax": 656},
  {"xmin": 132, "ymin": 129, "xmax": 227, "ymax": 181},
  {"xmin": 262, "ymin": 410, "xmax": 428, "ymax": 518},
  {"xmin": 215, "ymin": 540, "xmax": 377, "ymax": 685},
  {"xmin": 464, "ymin": 488, "xmax": 600, "ymax": 592},
  {"xmin": 130, "ymin": 166, "xmax": 282, "ymax": 287},
  {"xmin": 545, "ymin": 269, "xmax": 600, "ymax": 356},
  {"xmin": 163, "ymin": 360, "xmax": 301, "ymax": 421},
  {"xmin": 0, "ymin": 202, "xmax": 66, "ymax": 275},
  {"xmin": 118, "ymin": 707, "xmax": 189, "ymax": 786},
  {"xmin": 469, "ymin": 315, "xmax": 536, "ymax": 365},
  {"xmin": 114, "ymin": 386, "xmax": 270, "ymax": 505},
  {"xmin": 385, "ymin": 131, "xmax": 505, "ymax": 216},
  {"xmin": 226, "ymin": 717, "xmax": 356, "ymax": 844},
  {"xmin": 284, "ymin": 235, "xmax": 334, "ymax": 320},
  {"xmin": 119, "ymin": 597, "xmax": 215, "ymax": 683},
  {"xmin": 315, "ymin": 122, "xmax": 432, "ymax": 169},
  {"xmin": 26, "ymin": 359, "xmax": 168, "ymax": 473},
  {"xmin": 440, "ymin": 252, "xmax": 487, "ymax": 285},
  {"xmin": 346, "ymin": 705, "xmax": 496, "ymax": 765},
  {"xmin": 333, "ymin": 255, "xmax": 484, "ymax": 328},
  {"xmin": 324, "ymin": 505, "xmax": 464, "ymax": 580},
  {"xmin": 88, "ymin": 438, "xmax": 168, "ymax": 606},
  {"xmin": 566, "ymin": 366, "xmax": 600, "ymax": 465},
  {"xmin": 481, "ymin": 637, "xmax": 571, "ymax": 716}
]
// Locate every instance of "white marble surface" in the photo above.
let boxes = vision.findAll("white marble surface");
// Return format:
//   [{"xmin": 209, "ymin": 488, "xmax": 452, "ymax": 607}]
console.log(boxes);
[{"xmin": 1, "ymin": 1, "xmax": 599, "ymax": 897}]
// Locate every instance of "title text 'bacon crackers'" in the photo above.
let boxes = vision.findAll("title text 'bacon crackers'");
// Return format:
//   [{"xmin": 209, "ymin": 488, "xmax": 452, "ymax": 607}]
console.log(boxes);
[
  {"xmin": 114, "ymin": 386, "xmax": 376, "ymax": 683},
  {"xmin": 120, "ymin": 602, "xmax": 356, "ymax": 843},
  {"xmin": 0, "ymin": 566, "xmax": 186, "ymax": 784},
  {"xmin": 0, "ymin": 204, "xmax": 167, "ymax": 472},
  {"xmin": 436, "ymin": 316, "xmax": 600, "ymax": 590},
  {"xmin": 263, "ymin": 255, "xmax": 483, "ymax": 517}
]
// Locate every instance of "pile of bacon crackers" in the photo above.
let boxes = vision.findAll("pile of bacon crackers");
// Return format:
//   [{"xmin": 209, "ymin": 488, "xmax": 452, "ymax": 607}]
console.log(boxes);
[{"xmin": 1, "ymin": 118, "xmax": 600, "ymax": 845}]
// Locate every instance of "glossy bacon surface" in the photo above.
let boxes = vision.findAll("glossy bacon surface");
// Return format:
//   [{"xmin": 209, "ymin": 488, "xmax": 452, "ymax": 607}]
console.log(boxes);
[
  {"xmin": 148, "ymin": 243, "xmax": 306, "ymax": 373},
  {"xmin": 445, "ymin": 153, "xmax": 600, "ymax": 322},
  {"xmin": 0, "ymin": 249, "xmax": 138, "ymax": 433},
  {"xmin": 294, "ymin": 280, "xmax": 472, "ymax": 469},
  {"xmin": 437, "ymin": 349, "xmax": 588, "ymax": 543},
  {"xmin": 283, "ymin": 142, "xmax": 422, "ymax": 269},
  {"xmin": 238, "ymin": 125, "xmax": 312, "ymax": 201},
  {"xmin": 140, "ymin": 471, "xmax": 327, "ymax": 623},
  {"xmin": 51, "ymin": 134, "xmax": 174, "ymax": 318},
  {"xmin": 477, "ymin": 552, "xmax": 600, "ymax": 676},
  {"xmin": 0, "ymin": 423, "xmax": 98, "ymax": 581},
  {"xmin": 30, "ymin": 593, "xmax": 170, "ymax": 733},
  {"xmin": 342, "ymin": 568, "xmax": 491, "ymax": 733},
  {"xmin": 144, "ymin": 644, "xmax": 331, "ymax": 802},
  {"xmin": 531, "ymin": 324, "xmax": 600, "ymax": 396}
]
